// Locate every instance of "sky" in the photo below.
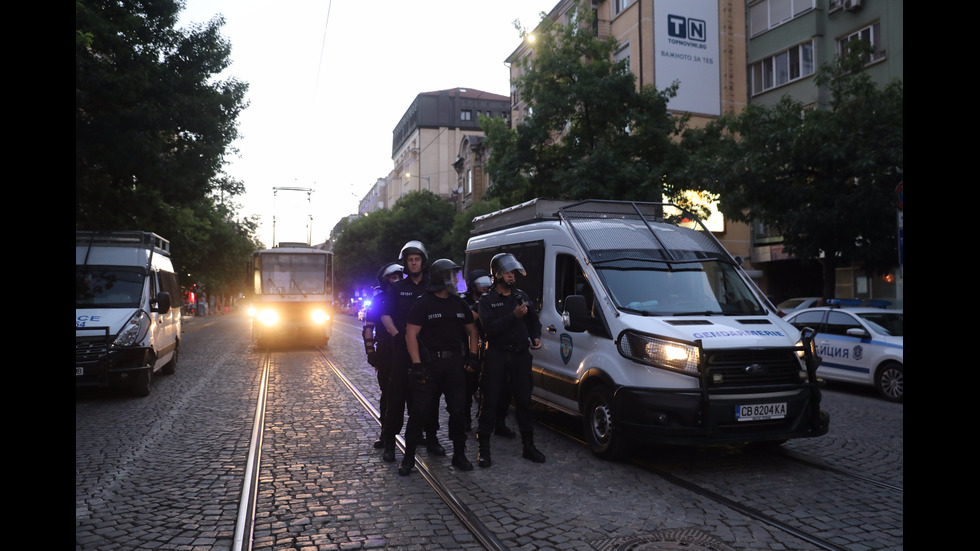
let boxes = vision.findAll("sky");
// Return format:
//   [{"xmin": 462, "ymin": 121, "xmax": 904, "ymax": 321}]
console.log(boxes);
[{"xmin": 178, "ymin": 0, "xmax": 558, "ymax": 248}]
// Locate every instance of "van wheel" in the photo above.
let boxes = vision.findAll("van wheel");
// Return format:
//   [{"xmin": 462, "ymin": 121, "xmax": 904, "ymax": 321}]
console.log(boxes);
[
  {"xmin": 582, "ymin": 385, "xmax": 627, "ymax": 460},
  {"xmin": 133, "ymin": 369, "xmax": 152, "ymax": 397},
  {"xmin": 875, "ymin": 362, "xmax": 903, "ymax": 403},
  {"xmin": 161, "ymin": 346, "xmax": 178, "ymax": 375}
]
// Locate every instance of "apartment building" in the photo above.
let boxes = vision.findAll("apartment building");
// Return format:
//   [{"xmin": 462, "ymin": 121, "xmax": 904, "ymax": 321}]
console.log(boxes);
[
  {"xmin": 505, "ymin": 0, "xmax": 759, "ymax": 278},
  {"xmin": 504, "ymin": 0, "xmax": 901, "ymax": 305},
  {"xmin": 378, "ymin": 88, "xmax": 510, "ymax": 210},
  {"xmin": 746, "ymin": 0, "xmax": 903, "ymax": 306}
]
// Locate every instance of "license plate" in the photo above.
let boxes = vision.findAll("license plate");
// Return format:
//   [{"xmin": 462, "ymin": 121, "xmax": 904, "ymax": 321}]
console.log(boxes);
[
  {"xmin": 735, "ymin": 402, "xmax": 786, "ymax": 421},
  {"xmin": 76, "ymin": 367, "xmax": 84, "ymax": 376}
]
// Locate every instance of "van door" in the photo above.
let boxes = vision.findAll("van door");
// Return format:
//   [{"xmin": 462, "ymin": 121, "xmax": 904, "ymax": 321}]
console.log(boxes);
[{"xmin": 534, "ymin": 248, "xmax": 603, "ymax": 414}]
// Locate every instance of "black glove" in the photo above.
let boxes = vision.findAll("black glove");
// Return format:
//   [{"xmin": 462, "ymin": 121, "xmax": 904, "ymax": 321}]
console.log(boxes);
[
  {"xmin": 410, "ymin": 362, "xmax": 426, "ymax": 385},
  {"xmin": 366, "ymin": 350, "xmax": 379, "ymax": 368},
  {"xmin": 463, "ymin": 352, "xmax": 479, "ymax": 373}
]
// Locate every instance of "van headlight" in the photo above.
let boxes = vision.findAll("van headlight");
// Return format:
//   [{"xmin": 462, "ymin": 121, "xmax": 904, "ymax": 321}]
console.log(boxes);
[
  {"xmin": 114, "ymin": 311, "xmax": 150, "ymax": 347},
  {"xmin": 311, "ymin": 309, "xmax": 329, "ymax": 324},
  {"xmin": 618, "ymin": 331, "xmax": 700, "ymax": 375}
]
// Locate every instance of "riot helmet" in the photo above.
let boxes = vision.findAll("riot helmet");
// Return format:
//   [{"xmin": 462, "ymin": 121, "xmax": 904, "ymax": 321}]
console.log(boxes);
[
  {"xmin": 490, "ymin": 253, "xmax": 526, "ymax": 280},
  {"xmin": 398, "ymin": 240, "xmax": 428, "ymax": 275},
  {"xmin": 466, "ymin": 269, "xmax": 492, "ymax": 296},
  {"xmin": 429, "ymin": 258, "xmax": 461, "ymax": 294},
  {"xmin": 376, "ymin": 262, "xmax": 404, "ymax": 290}
]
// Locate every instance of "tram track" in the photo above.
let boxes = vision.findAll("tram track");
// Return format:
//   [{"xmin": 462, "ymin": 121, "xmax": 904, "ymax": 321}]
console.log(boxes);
[
  {"xmin": 233, "ymin": 345, "xmax": 508, "ymax": 551},
  {"xmin": 533, "ymin": 413, "xmax": 902, "ymax": 551},
  {"xmin": 235, "ymin": 321, "xmax": 900, "ymax": 551}
]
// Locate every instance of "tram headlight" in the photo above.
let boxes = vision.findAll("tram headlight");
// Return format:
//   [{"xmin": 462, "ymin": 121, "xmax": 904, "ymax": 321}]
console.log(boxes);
[
  {"xmin": 618, "ymin": 331, "xmax": 700, "ymax": 375},
  {"xmin": 256, "ymin": 308, "xmax": 279, "ymax": 326},
  {"xmin": 311, "ymin": 309, "xmax": 329, "ymax": 324}
]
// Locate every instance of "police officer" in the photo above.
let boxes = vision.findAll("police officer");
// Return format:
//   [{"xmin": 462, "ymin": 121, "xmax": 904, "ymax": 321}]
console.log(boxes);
[
  {"xmin": 462, "ymin": 270, "xmax": 515, "ymax": 437},
  {"xmin": 400, "ymin": 259, "xmax": 481, "ymax": 475},
  {"xmin": 379, "ymin": 241, "xmax": 443, "ymax": 463},
  {"xmin": 362, "ymin": 261, "xmax": 403, "ymax": 449},
  {"xmin": 476, "ymin": 253, "xmax": 545, "ymax": 467}
]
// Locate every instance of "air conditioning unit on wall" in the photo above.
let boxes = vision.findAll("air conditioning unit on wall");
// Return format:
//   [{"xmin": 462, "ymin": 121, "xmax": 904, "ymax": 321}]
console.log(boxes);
[{"xmin": 844, "ymin": 0, "xmax": 863, "ymax": 11}]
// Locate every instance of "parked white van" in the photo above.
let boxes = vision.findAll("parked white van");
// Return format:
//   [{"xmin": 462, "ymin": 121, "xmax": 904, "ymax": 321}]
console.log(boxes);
[
  {"xmin": 76, "ymin": 231, "xmax": 182, "ymax": 396},
  {"xmin": 465, "ymin": 199, "xmax": 829, "ymax": 458}
]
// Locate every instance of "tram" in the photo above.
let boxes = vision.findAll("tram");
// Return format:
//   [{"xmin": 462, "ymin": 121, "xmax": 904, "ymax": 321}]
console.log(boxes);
[{"xmin": 248, "ymin": 242, "xmax": 334, "ymax": 347}]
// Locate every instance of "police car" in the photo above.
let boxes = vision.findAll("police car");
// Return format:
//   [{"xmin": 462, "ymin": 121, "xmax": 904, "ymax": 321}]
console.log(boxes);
[{"xmin": 784, "ymin": 302, "xmax": 903, "ymax": 403}]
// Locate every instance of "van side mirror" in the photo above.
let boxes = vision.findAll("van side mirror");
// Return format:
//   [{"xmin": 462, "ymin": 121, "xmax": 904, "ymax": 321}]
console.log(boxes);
[
  {"xmin": 562, "ymin": 295, "xmax": 589, "ymax": 333},
  {"xmin": 153, "ymin": 291, "xmax": 172, "ymax": 314}
]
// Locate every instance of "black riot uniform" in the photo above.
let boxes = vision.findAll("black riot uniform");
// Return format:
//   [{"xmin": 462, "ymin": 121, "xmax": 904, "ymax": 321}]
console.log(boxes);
[
  {"xmin": 380, "ymin": 241, "xmax": 441, "ymax": 462},
  {"xmin": 462, "ymin": 270, "xmax": 514, "ymax": 437},
  {"xmin": 476, "ymin": 253, "xmax": 545, "ymax": 467},
  {"xmin": 399, "ymin": 259, "xmax": 480, "ymax": 476},
  {"xmin": 362, "ymin": 262, "xmax": 403, "ymax": 449}
]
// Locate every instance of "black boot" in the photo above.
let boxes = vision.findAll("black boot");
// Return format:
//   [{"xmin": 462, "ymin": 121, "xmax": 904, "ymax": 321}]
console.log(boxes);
[
  {"xmin": 477, "ymin": 434, "xmax": 492, "ymax": 468},
  {"xmin": 522, "ymin": 435, "xmax": 546, "ymax": 463},
  {"xmin": 451, "ymin": 441, "xmax": 473, "ymax": 471},
  {"xmin": 426, "ymin": 437, "xmax": 446, "ymax": 456},
  {"xmin": 398, "ymin": 447, "xmax": 416, "ymax": 476},
  {"xmin": 382, "ymin": 438, "xmax": 396, "ymax": 463},
  {"xmin": 494, "ymin": 424, "xmax": 516, "ymax": 438}
]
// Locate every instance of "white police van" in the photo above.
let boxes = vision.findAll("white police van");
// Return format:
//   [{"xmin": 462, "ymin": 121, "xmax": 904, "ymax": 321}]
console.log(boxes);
[
  {"xmin": 465, "ymin": 199, "xmax": 829, "ymax": 458},
  {"xmin": 76, "ymin": 231, "xmax": 182, "ymax": 396}
]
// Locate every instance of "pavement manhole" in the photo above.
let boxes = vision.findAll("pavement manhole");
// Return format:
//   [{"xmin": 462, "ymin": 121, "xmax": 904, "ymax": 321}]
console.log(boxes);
[{"xmin": 590, "ymin": 529, "xmax": 738, "ymax": 551}]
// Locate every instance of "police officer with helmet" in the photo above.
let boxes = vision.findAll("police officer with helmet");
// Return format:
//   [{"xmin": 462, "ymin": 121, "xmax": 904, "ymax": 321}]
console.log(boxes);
[
  {"xmin": 379, "ymin": 241, "xmax": 443, "ymax": 462},
  {"xmin": 462, "ymin": 270, "xmax": 515, "ymax": 437},
  {"xmin": 400, "ymin": 259, "xmax": 481, "ymax": 475},
  {"xmin": 362, "ymin": 261, "xmax": 403, "ymax": 449},
  {"xmin": 476, "ymin": 252, "xmax": 545, "ymax": 467}
]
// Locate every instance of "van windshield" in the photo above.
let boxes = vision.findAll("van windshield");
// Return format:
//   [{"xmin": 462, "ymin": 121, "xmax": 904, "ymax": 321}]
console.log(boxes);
[
  {"xmin": 595, "ymin": 258, "xmax": 766, "ymax": 316},
  {"xmin": 76, "ymin": 266, "xmax": 145, "ymax": 308}
]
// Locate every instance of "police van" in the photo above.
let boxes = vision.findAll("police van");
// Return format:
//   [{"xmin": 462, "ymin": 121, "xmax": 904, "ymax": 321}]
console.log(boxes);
[
  {"xmin": 464, "ymin": 199, "xmax": 829, "ymax": 458},
  {"xmin": 76, "ymin": 231, "xmax": 182, "ymax": 396}
]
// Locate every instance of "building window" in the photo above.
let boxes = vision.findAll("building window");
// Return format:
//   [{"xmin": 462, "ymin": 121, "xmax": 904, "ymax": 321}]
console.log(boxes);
[
  {"xmin": 467, "ymin": 169, "xmax": 473, "ymax": 194},
  {"xmin": 461, "ymin": 109, "xmax": 472, "ymax": 121},
  {"xmin": 614, "ymin": 42, "xmax": 630, "ymax": 73},
  {"xmin": 750, "ymin": 40, "xmax": 814, "ymax": 95},
  {"xmin": 615, "ymin": 0, "xmax": 633, "ymax": 15},
  {"xmin": 749, "ymin": 0, "xmax": 815, "ymax": 37},
  {"xmin": 837, "ymin": 22, "xmax": 885, "ymax": 64}
]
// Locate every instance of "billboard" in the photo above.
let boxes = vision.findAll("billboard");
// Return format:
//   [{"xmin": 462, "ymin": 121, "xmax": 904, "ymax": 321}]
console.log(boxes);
[{"xmin": 655, "ymin": 0, "xmax": 721, "ymax": 116}]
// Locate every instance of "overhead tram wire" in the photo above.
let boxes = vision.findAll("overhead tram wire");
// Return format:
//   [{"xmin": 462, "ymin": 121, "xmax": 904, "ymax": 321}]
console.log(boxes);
[{"xmin": 313, "ymin": 0, "xmax": 333, "ymax": 103}]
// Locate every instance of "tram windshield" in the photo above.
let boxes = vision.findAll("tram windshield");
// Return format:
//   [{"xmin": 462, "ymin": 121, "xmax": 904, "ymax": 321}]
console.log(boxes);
[{"xmin": 257, "ymin": 253, "xmax": 328, "ymax": 296}]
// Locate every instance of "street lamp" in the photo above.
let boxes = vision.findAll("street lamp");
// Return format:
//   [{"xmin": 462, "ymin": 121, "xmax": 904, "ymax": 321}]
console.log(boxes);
[{"xmin": 406, "ymin": 172, "xmax": 431, "ymax": 192}]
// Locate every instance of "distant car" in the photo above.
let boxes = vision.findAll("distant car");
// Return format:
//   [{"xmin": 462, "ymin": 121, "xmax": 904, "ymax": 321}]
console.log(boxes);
[
  {"xmin": 785, "ymin": 304, "xmax": 903, "ymax": 402},
  {"xmin": 775, "ymin": 297, "xmax": 822, "ymax": 317}
]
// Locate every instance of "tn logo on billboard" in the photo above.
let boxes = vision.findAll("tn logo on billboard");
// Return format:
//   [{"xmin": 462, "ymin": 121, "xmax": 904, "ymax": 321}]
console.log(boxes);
[{"xmin": 667, "ymin": 14, "xmax": 707, "ymax": 42}]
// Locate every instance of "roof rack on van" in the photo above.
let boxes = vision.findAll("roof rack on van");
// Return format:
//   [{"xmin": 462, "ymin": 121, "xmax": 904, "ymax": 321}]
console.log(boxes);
[
  {"xmin": 75, "ymin": 231, "xmax": 171, "ymax": 256},
  {"xmin": 471, "ymin": 198, "xmax": 575, "ymax": 235}
]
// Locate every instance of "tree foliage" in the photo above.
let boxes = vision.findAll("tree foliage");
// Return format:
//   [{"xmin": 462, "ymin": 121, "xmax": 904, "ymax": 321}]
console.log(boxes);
[
  {"xmin": 76, "ymin": 0, "xmax": 258, "ymax": 297},
  {"xmin": 483, "ymin": 2, "xmax": 687, "ymax": 206},
  {"xmin": 677, "ymin": 45, "xmax": 903, "ymax": 297},
  {"xmin": 331, "ymin": 191, "xmax": 458, "ymax": 298}
]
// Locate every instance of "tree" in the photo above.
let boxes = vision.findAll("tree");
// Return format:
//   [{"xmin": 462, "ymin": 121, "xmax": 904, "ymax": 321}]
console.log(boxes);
[
  {"xmin": 76, "ymin": 0, "xmax": 257, "ymax": 299},
  {"xmin": 483, "ymin": 1, "xmax": 686, "ymax": 206},
  {"xmin": 332, "ymin": 191, "xmax": 457, "ymax": 300},
  {"xmin": 678, "ymin": 46, "xmax": 903, "ymax": 298}
]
